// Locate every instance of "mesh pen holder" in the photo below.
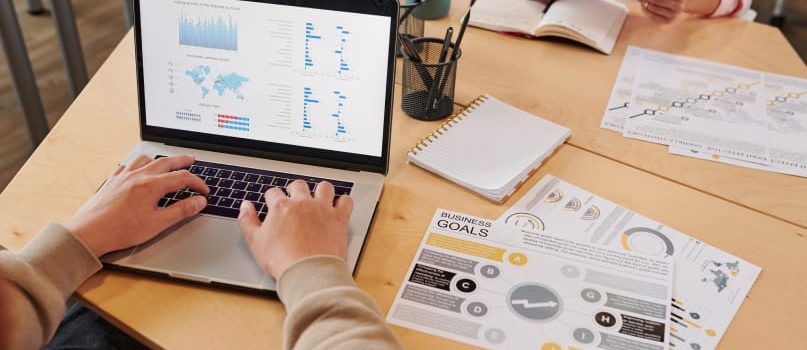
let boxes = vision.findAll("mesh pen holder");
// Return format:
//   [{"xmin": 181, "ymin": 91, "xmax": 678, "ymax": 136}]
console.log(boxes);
[
  {"xmin": 401, "ymin": 37, "xmax": 461, "ymax": 121},
  {"xmin": 397, "ymin": 1, "xmax": 425, "ymax": 57}
]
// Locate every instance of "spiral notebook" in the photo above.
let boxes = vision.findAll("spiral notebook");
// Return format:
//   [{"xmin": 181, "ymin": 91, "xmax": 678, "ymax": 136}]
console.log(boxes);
[{"xmin": 408, "ymin": 95, "xmax": 570, "ymax": 202}]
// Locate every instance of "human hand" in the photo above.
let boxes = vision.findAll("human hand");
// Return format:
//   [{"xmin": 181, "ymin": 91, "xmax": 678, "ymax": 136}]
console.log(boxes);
[
  {"xmin": 640, "ymin": 0, "xmax": 685, "ymax": 24},
  {"xmin": 237, "ymin": 180, "xmax": 354, "ymax": 279},
  {"xmin": 65, "ymin": 155, "xmax": 209, "ymax": 257}
]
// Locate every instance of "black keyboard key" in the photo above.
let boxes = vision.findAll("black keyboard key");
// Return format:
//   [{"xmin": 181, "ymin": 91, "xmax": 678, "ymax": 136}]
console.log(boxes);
[
  {"xmin": 272, "ymin": 178, "xmax": 287, "ymax": 187},
  {"xmin": 208, "ymin": 186, "xmax": 218, "ymax": 195},
  {"xmin": 231, "ymin": 172, "xmax": 245, "ymax": 181},
  {"xmin": 335, "ymin": 186, "xmax": 351, "ymax": 196},
  {"xmin": 233, "ymin": 181, "xmax": 248, "ymax": 190},
  {"xmin": 189, "ymin": 166, "xmax": 204, "ymax": 175},
  {"xmin": 165, "ymin": 199, "xmax": 178, "ymax": 206},
  {"xmin": 203, "ymin": 168, "xmax": 219, "ymax": 176},
  {"xmin": 164, "ymin": 191, "xmax": 178, "ymax": 199},
  {"xmin": 231, "ymin": 190, "xmax": 246, "ymax": 199},
  {"xmin": 258, "ymin": 212, "xmax": 267, "ymax": 221},
  {"xmin": 245, "ymin": 192, "xmax": 261, "ymax": 202},
  {"xmin": 207, "ymin": 196, "xmax": 220, "ymax": 206},
  {"xmin": 232, "ymin": 199, "xmax": 243, "ymax": 209},
  {"xmin": 260, "ymin": 184, "xmax": 271, "ymax": 193},
  {"xmin": 218, "ymin": 179, "xmax": 234, "ymax": 188},
  {"xmin": 246, "ymin": 183, "xmax": 262, "ymax": 192},
  {"xmin": 253, "ymin": 202, "xmax": 265, "ymax": 212},
  {"xmin": 217, "ymin": 169, "xmax": 232, "ymax": 178},
  {"xmin": 306, "ymin": 182, "xmax": 317, "ymax": 191},
  {"xmin": 218, "ymin": 197, "xmax": 234, "ymax": 208},
  {"xmin": 245, "ymin": 174, "xmax": 259, "ymax": 182},
  {"xmin": 205, "ymin": 177, "xmax": 219, "ymax": 186},
  {"xmin": 217, "ymin": 188, "xmax": 232, "ymax": 197},
  {"xmin": 259, "ymin": 176, "xmax": 273, "ymax": 184},
  {"xmin": 175, "ymin": 191, "xmax": 191, "ymax": 200},
  {"xmin": 201, "ymin": 205, "xmax": 240, "ymax": 219},
  {"xmin": 158, "ymin": 198, "xmax": 169, "ymax": 207}
]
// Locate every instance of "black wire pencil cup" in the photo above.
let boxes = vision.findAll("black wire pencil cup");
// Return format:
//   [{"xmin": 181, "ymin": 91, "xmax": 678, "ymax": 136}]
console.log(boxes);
[{"xmin": 399, "ymin": 0, "xmax": 475, "ymax": 121}]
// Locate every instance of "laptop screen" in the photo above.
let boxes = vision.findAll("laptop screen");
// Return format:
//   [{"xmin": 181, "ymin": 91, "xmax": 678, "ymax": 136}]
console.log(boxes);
[{"xmin": 138, "ymin": 0, "xmax": 392, "ymax": 158}]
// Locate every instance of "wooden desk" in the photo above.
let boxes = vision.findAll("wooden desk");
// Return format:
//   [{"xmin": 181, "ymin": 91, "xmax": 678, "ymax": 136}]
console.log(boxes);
[
  {"xmin": 1, "ymin": 9, "xmax": 806, "ymax": 350},
  {"xmin": 423, "ymin": 0, "xmax": 807, "ymax": 228}
]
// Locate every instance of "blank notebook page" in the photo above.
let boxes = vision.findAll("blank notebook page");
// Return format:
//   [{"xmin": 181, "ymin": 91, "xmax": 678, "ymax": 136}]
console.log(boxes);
[{"xmin": 413, "ymin": 95, "xmax": 570, "ymax": 191}]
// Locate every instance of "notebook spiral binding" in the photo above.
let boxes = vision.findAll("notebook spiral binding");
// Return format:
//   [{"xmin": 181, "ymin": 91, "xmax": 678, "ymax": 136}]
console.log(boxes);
[{"xmin": 409, "ymin": 94, "xmax": 490, "ymax": 155}]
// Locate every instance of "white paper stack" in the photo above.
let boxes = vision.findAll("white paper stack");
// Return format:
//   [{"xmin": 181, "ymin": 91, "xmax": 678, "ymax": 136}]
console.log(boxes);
[{"xmin": 408, "ymin": 94, "xmax": 570, "ymax": 202}]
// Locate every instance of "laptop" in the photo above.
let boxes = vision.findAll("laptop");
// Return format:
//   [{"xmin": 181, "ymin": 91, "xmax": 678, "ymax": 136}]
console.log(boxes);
[{"xmin": 102, "ymin": 0, "xmax": 398, "ymax": 292}]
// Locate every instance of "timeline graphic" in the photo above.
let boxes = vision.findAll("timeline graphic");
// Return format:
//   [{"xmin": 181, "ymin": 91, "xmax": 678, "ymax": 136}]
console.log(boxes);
[{"xmin": 629, "ymin": 82, "xmax": 761, "ymax": 120}]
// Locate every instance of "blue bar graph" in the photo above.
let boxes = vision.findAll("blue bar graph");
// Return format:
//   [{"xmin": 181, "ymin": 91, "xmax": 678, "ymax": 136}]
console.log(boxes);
[
  {"xmin": 332, "ymin": 91, "xmax": 347, "ymax": 136},
  {"xmin": 336, "ymin": 25, "xmax": 350, "ymax": 74},
  {"xmin": 179, "ymin": 14, "xmax": 238, "ymax": 51},
  {"xmin": 304, "ymin": 22, "xmax": 320, "ymax": 70},
  {"xmin": 303, "ymin": 87, "xmax": 318, "ymax": 130}
]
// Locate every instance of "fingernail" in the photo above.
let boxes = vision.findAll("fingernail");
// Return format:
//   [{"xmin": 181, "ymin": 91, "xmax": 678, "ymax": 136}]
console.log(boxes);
[{"xmin": 195, "ymin": 196, "xmax": 207, "ymax": 210}]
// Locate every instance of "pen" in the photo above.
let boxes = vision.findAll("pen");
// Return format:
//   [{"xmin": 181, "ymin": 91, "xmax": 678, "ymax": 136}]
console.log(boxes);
[
  {"xmin": 543, "ymin": 0, "xmax": 556, "ymax": 14},
  {"xmin": 399, "ymin": 34, "xmax": 434, "ymax": 87},
  {"xmin": 426, "ymin": 27, "xmax": 454, "ymax": 117}
]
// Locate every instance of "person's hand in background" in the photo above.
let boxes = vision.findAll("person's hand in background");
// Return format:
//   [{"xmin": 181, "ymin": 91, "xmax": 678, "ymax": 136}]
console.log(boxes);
[
  {"xmin": 640, "ymin": 0, "xmax": 685, "ymax": 23},
  {"xmin": 65, "ymin": 155, "xmax": 209, "ymax": 257},
  {"xmin": 237, "ymin": 180, "xmax": 353, "ymax": 279}
]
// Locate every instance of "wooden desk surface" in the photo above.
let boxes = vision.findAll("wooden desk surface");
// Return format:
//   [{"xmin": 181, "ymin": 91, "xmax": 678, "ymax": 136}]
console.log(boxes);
[
  {"xmin": 423, "ymin": 0, "xmax": 807, "ymax": 228},
  {"xmin": 1, "ymin": 6, "xmax": 806, "ymax": 350}
]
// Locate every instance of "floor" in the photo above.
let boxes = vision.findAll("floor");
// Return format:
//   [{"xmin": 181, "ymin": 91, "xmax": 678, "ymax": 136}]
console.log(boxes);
[{"xmin": 0, "ymin": 0, "xmax": 805, "ymax": 192}]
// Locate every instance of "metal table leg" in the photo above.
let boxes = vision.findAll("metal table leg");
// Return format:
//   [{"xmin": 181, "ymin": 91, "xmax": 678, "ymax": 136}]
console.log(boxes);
[
  {"xmin": 25, "ymin": 0, "xmax": 45, "ymax": 15},
  {"xmin": 49, "ymin": 0, "xmax": 88, "ymax": 99},
  {"xmin": 0, "ymin": 0, "xmax": 49, "ymax": 146},
  {"xmin": 122, "ymin": 0, "xmax": 134, "ymax": 28}
]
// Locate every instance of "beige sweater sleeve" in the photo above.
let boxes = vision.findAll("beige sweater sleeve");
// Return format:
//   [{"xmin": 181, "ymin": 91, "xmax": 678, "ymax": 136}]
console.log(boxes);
[
  {"xmin": 0, "ymin": 225, "xmax": 400, "ymax": 350},
  {"xmin": 277, "ymin": 256, "xmax": 402, "ymax": 350},
  {"xmin": 0, "ymin": 222, "xmax": 102, "ymax": 350}
]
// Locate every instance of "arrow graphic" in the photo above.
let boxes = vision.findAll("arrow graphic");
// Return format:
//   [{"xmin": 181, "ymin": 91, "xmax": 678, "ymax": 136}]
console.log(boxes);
[{"xmin": 511, "ymin": 299, "xmax": 558, "ymax": 309}]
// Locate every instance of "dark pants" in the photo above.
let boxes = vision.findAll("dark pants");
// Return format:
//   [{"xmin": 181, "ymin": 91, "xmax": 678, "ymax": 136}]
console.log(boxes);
[{"xmin": 43, "ymin": 302, "xmax": 148, "ymax": 350}]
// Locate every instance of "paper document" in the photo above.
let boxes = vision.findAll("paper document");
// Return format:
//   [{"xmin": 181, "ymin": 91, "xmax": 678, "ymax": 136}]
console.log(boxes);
[
  {"xmin": 497, "ymin": 175, "xmax": 762, "ymax": 350},
  {"xmin": 388, "ymin": 209, "xmax": 674, "ymax": 350},
  {"xmin": 623, "ymin": 49, "xmax": 768, "ymax": 163},
  {"xmin": 601, "ymin": 46, "xmax": 807, "ymax": 177}
]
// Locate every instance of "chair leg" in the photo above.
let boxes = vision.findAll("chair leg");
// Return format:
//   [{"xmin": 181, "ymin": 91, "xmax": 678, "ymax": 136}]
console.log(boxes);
[
  {"xmin": 770, "ymin": 0, "xmax": 786, "ymax": 28},
  {"xmin": 0, "ymin": 0, "xmax": 49, "ymax": 146},
  {"xmin": 49, "ymin": 0, "xmax": 88, "ymax": 99}
]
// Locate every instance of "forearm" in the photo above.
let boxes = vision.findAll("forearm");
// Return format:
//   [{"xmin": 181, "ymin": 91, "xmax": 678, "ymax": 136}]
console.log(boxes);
[
  {"xmin": 0, "ymin": 223, "xmax": 102, "ymax": 349},
  {"xmin": 278, "ymin": 256, "xmax": 402, "ymax": 350}
]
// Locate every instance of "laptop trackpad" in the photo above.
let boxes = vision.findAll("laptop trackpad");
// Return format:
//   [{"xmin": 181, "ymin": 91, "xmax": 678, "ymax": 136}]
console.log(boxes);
[{"xmin": 123, "ymin": 215, "xmax": 274, "ymax": 289}]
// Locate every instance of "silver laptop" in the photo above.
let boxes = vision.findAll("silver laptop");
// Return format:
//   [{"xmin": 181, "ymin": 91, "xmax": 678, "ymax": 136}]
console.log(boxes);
[{"xmin": 103, "ymin": 0, "xmax": 398, "ymax": 292}]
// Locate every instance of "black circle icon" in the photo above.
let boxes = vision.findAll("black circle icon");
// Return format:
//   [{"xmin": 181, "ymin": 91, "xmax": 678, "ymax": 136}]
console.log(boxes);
[{"xmin": 456, "ymin": 278, "xmax": 477, "ymax": 293}]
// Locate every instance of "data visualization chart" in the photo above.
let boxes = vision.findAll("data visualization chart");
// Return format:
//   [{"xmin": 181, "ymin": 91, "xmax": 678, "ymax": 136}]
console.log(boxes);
[
  {"xmin": 388, "ymin": 209, "xmax": 674, "ymax": 350},
  {"xmin": 499, "ymin": 175, "xmax": 762, "ymax": 350},
  {"xmin": 179, "ymin": 13, "xmax": 239, "ymax": 51}
]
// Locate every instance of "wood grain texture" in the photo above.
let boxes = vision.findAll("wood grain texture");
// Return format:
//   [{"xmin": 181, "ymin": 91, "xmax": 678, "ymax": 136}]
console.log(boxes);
[
  {"xmin": 1, "ymin": 30, "xmax": 807, "ymax": 349},
  {"xmin": 420, "ymin": 0, "xmax": 807, "ymax": 228},
  {"xmin": 0, "ymin": 0, "xmax": 127, "ymax": 192}
]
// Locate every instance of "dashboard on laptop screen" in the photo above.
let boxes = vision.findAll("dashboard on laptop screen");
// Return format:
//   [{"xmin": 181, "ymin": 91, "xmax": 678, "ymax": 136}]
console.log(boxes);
[{"xmin": 139, "ymin": 0, "xmax": 391, "ymax": 158}]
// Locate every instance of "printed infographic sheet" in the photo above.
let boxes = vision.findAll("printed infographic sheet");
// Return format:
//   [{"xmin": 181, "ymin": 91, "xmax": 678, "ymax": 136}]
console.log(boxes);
[
  {"xmin": 601, "ymin": 46, "xmax": 807, "ymax": 176},
  {"xmin": 388, "ymin": 209, "xmax": 674, "ymax": 350},
  {"xmin": 498, "ymin": 175, "xmax": 762, "ymax": 350}
]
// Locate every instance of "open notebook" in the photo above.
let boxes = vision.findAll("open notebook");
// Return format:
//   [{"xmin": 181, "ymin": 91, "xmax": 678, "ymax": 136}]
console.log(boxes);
[
  {"xmin": 408, "ymin": 95, "xmax": 570, "ymax": 202},
  {"xmin": 469, "ymin": 0, "xmax": 628, "ymax": 55}
]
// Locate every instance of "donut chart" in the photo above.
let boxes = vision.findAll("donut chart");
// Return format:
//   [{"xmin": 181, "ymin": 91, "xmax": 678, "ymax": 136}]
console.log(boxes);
[
  {"xmin": 621, "ymin": 227, "xmax": 675, "ymax": 257},
  {"xmin": 505, "ymin": 213, "xmax": 545, "ymax": 231}
]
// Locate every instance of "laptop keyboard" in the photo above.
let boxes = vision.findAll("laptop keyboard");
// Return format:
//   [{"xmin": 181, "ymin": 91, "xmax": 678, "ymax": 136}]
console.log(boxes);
[{"xmin": 158, "ymin": 158, "xmax": 354, "ymax": 221}]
